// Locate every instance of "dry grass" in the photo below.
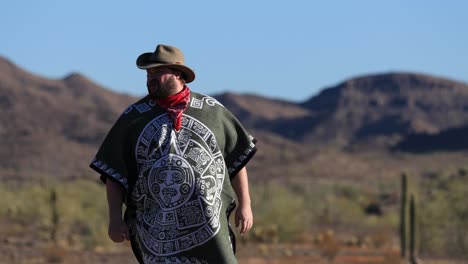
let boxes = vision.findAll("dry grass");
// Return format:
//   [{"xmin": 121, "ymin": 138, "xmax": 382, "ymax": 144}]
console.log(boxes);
[{"xmin": 43, "ymin": 245, "xmax": 68, "ymax": 263}]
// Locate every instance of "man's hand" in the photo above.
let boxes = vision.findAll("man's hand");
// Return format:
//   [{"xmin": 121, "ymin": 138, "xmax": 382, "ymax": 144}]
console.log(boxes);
[
  {"xmin": 235, "ymin": 202, "xmax": 253, "ymax": 235},
  {"xmin": 108, "ymin": 218, "xmax": 130, "ymax": 243},
  {"xmin": 231, "ymin": 167, "xmax": 254, "ymax": 235},
  {"xmin": 106, "ymin": 180, "xmax": 129, "ymax": 242}
]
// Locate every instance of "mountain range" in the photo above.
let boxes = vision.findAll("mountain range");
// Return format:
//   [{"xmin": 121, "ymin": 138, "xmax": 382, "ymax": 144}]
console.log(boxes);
[{"xmin": 2, "ymin": 55, "xmax": 468, "ymax": 182}]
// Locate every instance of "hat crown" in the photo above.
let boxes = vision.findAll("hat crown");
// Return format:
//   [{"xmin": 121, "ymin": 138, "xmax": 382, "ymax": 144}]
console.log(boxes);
[
  {"xmin": 151, "ymin": 44, "xmax": 185, "ymax": 64},
  {"xmin": 136, "ymin": 43, "xmax": 195, "ymax": 83}
]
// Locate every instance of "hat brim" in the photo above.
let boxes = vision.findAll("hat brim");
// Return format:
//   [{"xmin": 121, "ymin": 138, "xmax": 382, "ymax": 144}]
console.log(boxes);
[{"xmin": 136, "ymin": 53, "xmax": 196, "ymax": 83}]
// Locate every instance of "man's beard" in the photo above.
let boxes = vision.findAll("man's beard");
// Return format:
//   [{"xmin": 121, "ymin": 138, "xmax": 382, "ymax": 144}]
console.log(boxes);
[{"xmin": 147, "ymin": 76, "xmax": 180, "ymax": 99}]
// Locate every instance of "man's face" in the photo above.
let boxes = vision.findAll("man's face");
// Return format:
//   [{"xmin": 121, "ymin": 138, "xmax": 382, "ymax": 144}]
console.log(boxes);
[{"xmin": 146, "ymin": 67, "xmax": 181, "ymax": 98}]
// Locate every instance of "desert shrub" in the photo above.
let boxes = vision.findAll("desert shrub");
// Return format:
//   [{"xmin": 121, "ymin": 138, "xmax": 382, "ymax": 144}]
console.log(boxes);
[
  {"xmin": 418, "ymin": 170, "xmax": 468, "ymax": 258},
  {"xmin": 380, "ymin": 249, "xmax": 403, "ymax": 264},
  {"xmin": 44, "ymin": 244, "xmax": 68, "ymax": 263},
  {"xmin": 0, "ymin": 183, "xmax": 51, "ymax": 220},
  {"xmin": 368, "ymin": 228, "xmax": 394, "ymax": 248},
  {"xmin": 320, "ymin": 194, "xmax": 366, "ymax": 227},
  {"xmin": 0, "ymin": 179, "xmax": 112, "ymax": 249},
  {"xmin": 300, "ymin": 181, "xmax": 385, "ymax": 229},
  {"xmin": 247, "ymin": 178, "xmax": 404, "ymax": 246},
  {"xmin": 248, "ymin": 179, "xmax": 400, "ymax": 245},
  {"xmin": 0, "ymin": 182, "xmax": 52, "ymax": 241},
  {"xmin": 249, "ymin": 182, "xmax": 307, "ymax": 242},
  {"xmin": 52, "ymin": 180, "xmax": 111, "ymax": 249},
  {"xmin": 318, "ymin": 229, "xmax": 341, "ymax": 261}
]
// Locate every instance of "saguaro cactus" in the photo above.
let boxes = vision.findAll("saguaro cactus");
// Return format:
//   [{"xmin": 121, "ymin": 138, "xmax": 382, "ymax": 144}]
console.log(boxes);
[
  {"xmin": 400, "ymin": 174, "xmax": 418, "ymax": 263},
  {"xmin": 50, "ymin": 188, "xmax": 59, "ymax": 244},
  {"xmin": 409, "ymin": 194, "xmax": 417, "ymax": 264},
  {"xmin": 400, "ymin": 173, "xmax": 408, "ymax": 257}
]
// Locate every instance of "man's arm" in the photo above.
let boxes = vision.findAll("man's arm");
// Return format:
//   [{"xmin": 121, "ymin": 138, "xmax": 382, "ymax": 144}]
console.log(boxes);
[
  {"xmin": 106, "ymin": 179, "xmax": 130, "ymax": 242},
  {"xmin": 231, "ymin": 167, "xmax": 253, "ymax": 235}
]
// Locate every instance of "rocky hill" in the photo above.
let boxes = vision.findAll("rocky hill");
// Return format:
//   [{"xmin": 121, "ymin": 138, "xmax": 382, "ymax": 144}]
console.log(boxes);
[
  {"xmin": 221, "ymin": 72, "xmax": 468, "ymax": 148},
  {"xmin": 0, "ymin": 57, "xmax": 135, "ymax": 179},
  {"xmin": 2, "ymin": 55, "xmax": 468, "ymax": 182}
]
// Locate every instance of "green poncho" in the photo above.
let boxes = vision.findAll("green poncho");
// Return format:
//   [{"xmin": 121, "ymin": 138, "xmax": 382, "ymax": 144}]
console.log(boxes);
[{"xmin": 90, "ymin": 92, "xmax": 257, "ymax": 264}]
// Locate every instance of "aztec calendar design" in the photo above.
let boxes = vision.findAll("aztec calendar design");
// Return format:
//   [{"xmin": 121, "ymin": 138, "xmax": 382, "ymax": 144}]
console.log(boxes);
[{"xmin": 132, "ymin": 114, "xmax": 225, "ymax": 256}]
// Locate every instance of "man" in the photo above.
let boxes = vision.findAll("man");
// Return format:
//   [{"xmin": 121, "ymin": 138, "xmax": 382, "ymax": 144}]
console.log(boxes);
[{"xmin": 90, "ymin": 44, "xmax": 257, "ymax": 264}]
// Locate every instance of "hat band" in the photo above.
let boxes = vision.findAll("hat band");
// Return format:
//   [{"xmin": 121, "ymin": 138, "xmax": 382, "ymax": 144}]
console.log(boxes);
[{"xmin": 148, "ymin": 59, "xmax": 183, "ymax": 65}]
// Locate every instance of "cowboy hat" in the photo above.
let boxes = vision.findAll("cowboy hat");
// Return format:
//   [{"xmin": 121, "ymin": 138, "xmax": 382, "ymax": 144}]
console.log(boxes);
[{"xmin": 136, "ymin": 44, "xmax": 196, "ymax": 83}]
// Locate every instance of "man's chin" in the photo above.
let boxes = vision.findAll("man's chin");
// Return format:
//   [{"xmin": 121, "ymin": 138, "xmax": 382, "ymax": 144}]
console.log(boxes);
[
  {"xmin": 148, "ymin": 93, "xmax": 159, "ymax": 99},
  {"xmin": 147, "ymin": 86, "xmax": 159, "ymax": 96},
  {"xmin": 148, "ymin": 91, "xmax": 167, "ymax": 99}
]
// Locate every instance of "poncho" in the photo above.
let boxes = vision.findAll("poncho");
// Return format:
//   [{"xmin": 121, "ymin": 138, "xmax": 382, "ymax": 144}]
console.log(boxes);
[{"xmin": 90, "ymin": 91, "xmax": 257, "ymax": 264}]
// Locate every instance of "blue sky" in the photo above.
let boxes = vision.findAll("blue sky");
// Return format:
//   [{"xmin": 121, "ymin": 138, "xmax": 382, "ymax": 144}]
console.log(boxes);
[{"xmin": 2, "ymin": 1, "xmax": 467, "ymax": 102}]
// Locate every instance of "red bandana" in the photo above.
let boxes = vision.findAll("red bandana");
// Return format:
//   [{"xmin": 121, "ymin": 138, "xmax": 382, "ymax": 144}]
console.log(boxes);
[{"xmin": 155, "ymin": 86, "xmax": 191, "ymax": 131}]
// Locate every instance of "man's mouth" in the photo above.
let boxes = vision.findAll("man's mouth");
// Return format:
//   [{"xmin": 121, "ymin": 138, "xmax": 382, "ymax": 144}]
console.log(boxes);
[{"xmin": 147, "ymin": 79, "xmax": 161, "ymax": 98}]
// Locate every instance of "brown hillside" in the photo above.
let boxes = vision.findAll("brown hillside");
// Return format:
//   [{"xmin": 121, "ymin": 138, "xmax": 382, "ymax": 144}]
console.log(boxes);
[
  {"xmin": 214, "ymin": 92, "xmax": 312, "ymax": 121},
  {"xmin": 294, "ymin": 72, "xmax": 468, "ymax": 147},
  {"xmin": 211, "ymin": 73, "xmax": 468, "ymax": 149},
  {"xmin": 0, "ymin": 56, "xmax": 135, "ymax": 180}
]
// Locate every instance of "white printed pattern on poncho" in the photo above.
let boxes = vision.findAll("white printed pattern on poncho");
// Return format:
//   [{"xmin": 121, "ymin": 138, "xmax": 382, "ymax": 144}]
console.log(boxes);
[{"xmin": 131, "ymin": 113, "xmax": 225, "ymax": 257}]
